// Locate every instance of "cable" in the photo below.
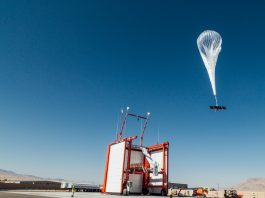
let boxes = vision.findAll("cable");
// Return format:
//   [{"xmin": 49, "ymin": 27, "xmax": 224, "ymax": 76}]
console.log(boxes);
[{"xmin": 214, "ymin": 95, "xmax": 218, "ymax": 106}]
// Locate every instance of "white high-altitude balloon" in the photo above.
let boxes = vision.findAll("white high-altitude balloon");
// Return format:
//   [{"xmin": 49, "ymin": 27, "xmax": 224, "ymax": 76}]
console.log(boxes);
[{"xmin": 197, "ymin": 30, "xmax": 222, "ymax": 101}]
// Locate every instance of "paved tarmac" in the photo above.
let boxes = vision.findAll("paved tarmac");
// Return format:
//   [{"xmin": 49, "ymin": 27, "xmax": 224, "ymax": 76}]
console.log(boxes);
[
  {"xmin": 0, "ymin": 191, "xmax": 49, "ymax": 198},
  {"xmin": 0, "ymin": 191, "xmax": 165, "ymax": 198}
]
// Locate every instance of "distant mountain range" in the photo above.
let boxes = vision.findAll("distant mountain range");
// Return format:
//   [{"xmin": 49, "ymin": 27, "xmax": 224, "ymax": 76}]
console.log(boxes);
[
  {"xmin": 234, "ymin": 178, "xmax": 265, "ymax": 191},
  {"xmin": 0, "ymin": 169, "xmax": 63, "ymax": 182},
  {"xmin": 0, "ymin": 169, "xmax": 98, "ymax": 185}
]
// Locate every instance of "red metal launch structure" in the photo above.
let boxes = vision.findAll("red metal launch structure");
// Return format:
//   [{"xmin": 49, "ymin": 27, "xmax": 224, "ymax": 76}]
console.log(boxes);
[{"xmin": 102, "ymin": 108, "xmax": 169, "ymax": 195}]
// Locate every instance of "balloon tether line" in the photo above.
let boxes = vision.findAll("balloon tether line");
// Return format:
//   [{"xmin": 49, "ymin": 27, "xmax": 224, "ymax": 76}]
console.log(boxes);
[{"xmin": 214, "ymin": 95, "xmax": 218, "ymax": 106}]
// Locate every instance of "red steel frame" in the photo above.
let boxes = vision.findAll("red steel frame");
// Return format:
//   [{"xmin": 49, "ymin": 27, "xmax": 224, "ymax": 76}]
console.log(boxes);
[
  {"xmin": 102, "ymin": 109, "xmax": 168, "ymax": 195},
  {"xmin": 102, "ymin": 139, "xmax": 169, "ymax": 195},
  {"xmin": 116, "ymin": 109, "xmax": 150, "ymax": 146},
  {"xmin": 102, "ymin": 144, "xmax": 111, "ymax": 193},
  {"xmin": 144, "ymin": 142, "xmax": 169, "ymax": 195},
  {"xmin": 102, "ymin": 136, "xmax": 137, "ymax": 194}
]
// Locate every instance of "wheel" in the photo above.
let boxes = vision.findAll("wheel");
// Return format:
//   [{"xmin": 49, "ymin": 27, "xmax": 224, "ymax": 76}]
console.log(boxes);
[
  {"xmin": 142, "ymin": 188, "xmax": 149, "ymax": 195},
  {"xmin": 161, "ymin": 189, "xmax": 167, "ymax": 196}
]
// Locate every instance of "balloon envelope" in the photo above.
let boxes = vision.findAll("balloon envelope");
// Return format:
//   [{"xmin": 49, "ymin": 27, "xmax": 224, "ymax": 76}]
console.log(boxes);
[{"xmin": 197, "ymin": 30, "xmax": 222, "ymax": 96}]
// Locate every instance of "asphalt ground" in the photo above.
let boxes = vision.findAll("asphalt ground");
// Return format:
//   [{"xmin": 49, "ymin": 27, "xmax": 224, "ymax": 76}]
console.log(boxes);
[
  {"xmin": 0, "ymin": 191, "xmax": 50, "ymax": 198},
  {"xmin": 0, "ymin": 191, "xmax": 165, "ymax": 198}
]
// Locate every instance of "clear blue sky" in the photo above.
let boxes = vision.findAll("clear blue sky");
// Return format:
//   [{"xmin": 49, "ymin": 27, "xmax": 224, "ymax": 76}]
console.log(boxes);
[{"xmin": 0, "ymin": 0, "xmax": 265, "ymax": 187}]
